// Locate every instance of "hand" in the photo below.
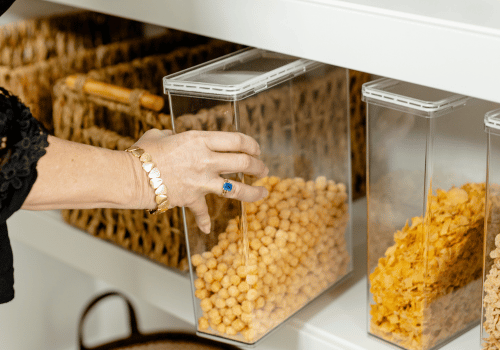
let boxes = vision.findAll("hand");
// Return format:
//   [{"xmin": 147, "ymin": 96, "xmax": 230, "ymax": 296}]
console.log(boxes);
[{"xmin": 132, "ymin": 129, "xmax": 269, "ymax": 234}]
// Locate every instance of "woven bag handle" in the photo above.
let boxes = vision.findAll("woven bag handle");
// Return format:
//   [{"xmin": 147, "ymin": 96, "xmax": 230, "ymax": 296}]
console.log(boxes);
[
  {"xmin": 66, "ymin": 75, "xmax": 165, "ymax": 112},
  {"xmin": 78, "ymin": 291, "xmax": 142, "ymax": 350}
]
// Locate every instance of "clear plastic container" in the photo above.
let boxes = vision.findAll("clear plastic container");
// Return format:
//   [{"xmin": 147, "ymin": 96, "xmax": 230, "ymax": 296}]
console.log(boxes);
[
  {"xmin": 363, "ymin": 78, "xmax": 497, "ymax": 350},
  {"xmin": 482, "ymin": 108, "xmax": 500, "ymax": 350},
  {"xmin": 163, "ymin": 48, "xmax": 353, "ymax": 346}
]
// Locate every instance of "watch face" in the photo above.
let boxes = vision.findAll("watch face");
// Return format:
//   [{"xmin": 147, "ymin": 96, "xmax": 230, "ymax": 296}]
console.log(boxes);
[{"xmin": 0, "ymin": 0, "xmax": 15, "ymax": 17}]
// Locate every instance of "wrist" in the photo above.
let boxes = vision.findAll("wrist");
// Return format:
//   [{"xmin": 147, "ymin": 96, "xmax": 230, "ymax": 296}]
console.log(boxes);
[
  {"xmin": 24, "ymin": 137, "xmax": 158, "ymax": 211},
  {"xmin": 123, "ymin": 149, "xmax": 157, "ymax": 211},
  {"xmin": 125, "ymin": 146, "xmax": 171, "ymax": 214}
]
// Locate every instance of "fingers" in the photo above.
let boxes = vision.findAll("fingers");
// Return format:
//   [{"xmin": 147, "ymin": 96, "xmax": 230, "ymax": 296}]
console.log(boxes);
[
  {"xmin": 210, "ymin": 152, "xmax": 269, "ymax": 178},
  {"xmin": 202, "ymin": 131, "xmax": 261, "ymax": 157},
  {"xmin": 214, "ymin": 178, "xmax": 268, "ymax": 203},
  {"xmin": 188, "ymin": 198, "xmax": 212, "ymax": 234}
]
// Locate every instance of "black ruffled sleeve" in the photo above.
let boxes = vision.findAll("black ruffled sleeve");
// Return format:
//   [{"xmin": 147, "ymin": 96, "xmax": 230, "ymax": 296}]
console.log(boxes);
[{"xmin": 0, "ymin": 88, "xmax": 49, "ymax": 304}]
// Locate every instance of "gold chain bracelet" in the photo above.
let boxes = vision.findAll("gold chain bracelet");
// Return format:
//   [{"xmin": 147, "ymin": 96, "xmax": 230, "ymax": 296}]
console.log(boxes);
[{"xmin": 125, "ymin": 146, "xmax": 170, "ymax": 215}]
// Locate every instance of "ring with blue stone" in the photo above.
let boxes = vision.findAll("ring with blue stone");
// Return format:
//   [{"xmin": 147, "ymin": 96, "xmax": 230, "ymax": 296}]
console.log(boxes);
[{"xmin": 221, "ymin": 179, "xmax": 233, "ymax": 197}]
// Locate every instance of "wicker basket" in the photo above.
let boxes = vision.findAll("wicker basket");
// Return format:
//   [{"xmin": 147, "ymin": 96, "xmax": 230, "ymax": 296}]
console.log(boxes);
[
  {"xmin": 52, "ymin": 44, "xmax": 369, "ymax": 272},
  {"xmin": 0, "ymin": 11, "xmax": 144, "ymax": 67},
  {"xmin": 168, "ymin": 70, "xmax": 370, "ymax": 200},
  {"xmin": 79, "ymin": 291, "xmax": 240, "ymax": 350},
  {"xmin": 349, "ymin": 70, "xmax": 370, "ymax": 198},
  {"xmin": 0, "ymin": 11, "xmax": 209, "ymax": 134},
  {"xmin": 53, "ymin": 39, "xmax": 245, "ymax": 272}
]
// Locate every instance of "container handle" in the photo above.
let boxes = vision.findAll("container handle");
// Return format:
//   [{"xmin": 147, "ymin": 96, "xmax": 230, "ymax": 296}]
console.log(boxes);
[
  {"xmin": 78, "ymin": 291, "xmax": 141, "ymax": 350},
  {"xmin": 66, "ymin": 75, "xmax": 165, "ymax": 112}
]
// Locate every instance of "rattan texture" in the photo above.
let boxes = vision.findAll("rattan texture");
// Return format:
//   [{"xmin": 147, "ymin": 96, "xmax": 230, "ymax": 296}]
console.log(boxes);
[
  {"xmin": 53, "ymin": 39, "xmax": 244, "ymax": 272},
  {"xmin": 170, "ymin": 69, "xmax": 370, "ymax": 199},
  {"xmin": 0, "ymin": 11, "xmax": 211, "ymax": 134},
  {"xmin": 0, "ymin": 11, "xmax": 145, "ymax": 133},
  {"xmin": 52, "ymin": 41, "xmax": 368, "ymax": 272},
  {"xmin": 349, "ymin": 70, "xmax": 370, "ymax": 199}
]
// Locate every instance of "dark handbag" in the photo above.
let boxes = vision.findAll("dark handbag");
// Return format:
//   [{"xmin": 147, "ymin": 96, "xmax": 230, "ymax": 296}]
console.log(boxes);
[{"xmin": 78, "ymin": 291, "xmax": 240, "ymax": 350}]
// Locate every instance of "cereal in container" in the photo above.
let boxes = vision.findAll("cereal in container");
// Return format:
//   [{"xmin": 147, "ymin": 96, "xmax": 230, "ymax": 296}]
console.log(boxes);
[
  {"xmin": 164, "ymin": 48, "xmax": 353, "ymax": 346},
  {"xmin": 363, "ymin": 78, "xmax": 498, "ymax": 350}
]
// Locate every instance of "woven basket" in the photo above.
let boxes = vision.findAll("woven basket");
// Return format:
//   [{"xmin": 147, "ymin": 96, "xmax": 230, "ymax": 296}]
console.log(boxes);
[
  {"xmin": 53, "ymin": 39, "xmax": 245, "ymax": 272},
  {"xmin": 0, "ymin": 11, "xmax": 144, "ymax": 67},
  {"xmin": 53, "ymin": 44, "xmax": 368, "ymax": 272},
  {"xmin": 0, "ymin": 11, "xmax": 209, "ymax": 134},
  {"xmin": 79, "ymin": 291, "xmax": 239, "ymax": 350},
  {"xmin": 169, "ymin": 69, "xmax": 370, "ymax": 200},
  {"xmin": 349, "ymin": 70, "xmax": 370, "ymax": 198}
]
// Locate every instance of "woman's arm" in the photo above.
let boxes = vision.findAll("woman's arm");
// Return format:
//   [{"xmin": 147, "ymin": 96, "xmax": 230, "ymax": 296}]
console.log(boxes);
[
  {"xmin": 22, "ymin": 135, "xmax": 153, "ymax": 211},
  {"xmin": 22, "ymin": 130, "xmax": 269, "ymax": 233}
]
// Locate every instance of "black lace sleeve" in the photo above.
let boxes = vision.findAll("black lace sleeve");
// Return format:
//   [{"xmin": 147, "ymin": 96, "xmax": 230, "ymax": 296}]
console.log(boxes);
[{"xmin": 0, "ymin": 87, "xmax": 49, "ymax": 304}]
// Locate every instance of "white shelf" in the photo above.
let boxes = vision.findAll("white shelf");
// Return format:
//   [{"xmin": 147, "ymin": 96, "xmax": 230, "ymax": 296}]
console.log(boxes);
[
  {"xmin": 7, "ymin": 200, "xmax": 481, "ymax": 350},
  {"xmin": 43, "ymin": 0, "xmax": 500, "ymax": 104},
  {"xmin": 7, "ymin": 209, "xmax": 194, "ymax": 325},
  {"xmin": 4, "ymin": 1, "xmax": 489, "ymax": 348}
]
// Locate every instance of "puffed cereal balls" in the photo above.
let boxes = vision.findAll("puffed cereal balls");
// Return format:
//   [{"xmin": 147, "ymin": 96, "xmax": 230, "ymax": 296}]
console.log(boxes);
[
  {"xmin": 191, "ymin": 175, "xmax": 350, "ymax": 343},
  {"xmin": 191, "ymin": 254, "xmax": 203, "ymax": 267},
  {"xmin": 228, "ymin": 285, "xmax": 240, "ymax": 298},
  {"xmin": 200, "ymin": 298, "xmax": 213, "ymax": 312},
  {"xmin": 199, "ymin": 317, "xmax": 209, "ymax": 330}
]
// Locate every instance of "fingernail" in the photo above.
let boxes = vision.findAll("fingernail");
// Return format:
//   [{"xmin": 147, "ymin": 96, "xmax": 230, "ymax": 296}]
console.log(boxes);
[
  {"xmin": 203, "ymin": 223, "xmax": 211, "ymax": 234},
  {"xmin": 262, "ymin": 188, "xmax": 269, "ymax": 199}
]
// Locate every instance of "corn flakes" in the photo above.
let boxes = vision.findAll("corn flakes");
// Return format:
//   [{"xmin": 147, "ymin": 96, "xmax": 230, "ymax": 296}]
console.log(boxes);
[{"xmin": 369, "ymin": 182, "xmax": 485, "ymax": 350}]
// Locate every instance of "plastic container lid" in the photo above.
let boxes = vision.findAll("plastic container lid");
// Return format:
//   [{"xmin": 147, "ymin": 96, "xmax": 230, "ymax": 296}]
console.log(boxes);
[
  {"xmin": 362, "ymin": 78, "xmax": 470, "ymax": 118},
  {"xmin": 163, "ymin": 47, "xmax": 323, "ymax": 101},
  {"xmin": 485, "ymin": 108, "xmax": 500, "ymax": 131}
]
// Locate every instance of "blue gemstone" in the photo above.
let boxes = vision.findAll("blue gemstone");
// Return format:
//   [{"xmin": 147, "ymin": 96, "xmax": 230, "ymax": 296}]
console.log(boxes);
[{"xmin": 223, "ymin": 182, "xmax": 233, "ymax": 191}]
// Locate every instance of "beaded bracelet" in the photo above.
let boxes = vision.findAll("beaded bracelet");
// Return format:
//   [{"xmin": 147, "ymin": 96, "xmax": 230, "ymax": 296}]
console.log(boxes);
[{"xmin": 125, "ymin": 146, "xmax": 170, "ymax": 215}]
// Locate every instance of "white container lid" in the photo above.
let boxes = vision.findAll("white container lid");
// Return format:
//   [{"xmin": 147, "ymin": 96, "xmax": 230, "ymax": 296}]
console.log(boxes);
[
  {"xmin": 163, "ymin": 48, "xmax": 323, "ymax": 101},
  {"xmin": 485, "ymin": 108, "xmax": 500, "ymax": 131},
  {"xmin": 362, "ymin": 78, "xmax": 470, "ymax": 118}
]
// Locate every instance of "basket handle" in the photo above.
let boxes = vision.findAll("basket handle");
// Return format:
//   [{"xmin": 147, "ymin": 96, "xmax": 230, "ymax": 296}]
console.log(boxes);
[
  {"xmin": 78, "ymin": 291, "xmax": 142, "ymax": 350},
  {"xmin": 66, "ymin": 75, "xmax": 165, "ymax": 112}
]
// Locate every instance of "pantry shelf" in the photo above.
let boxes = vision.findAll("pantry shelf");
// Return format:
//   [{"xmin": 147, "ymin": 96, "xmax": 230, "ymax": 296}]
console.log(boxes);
[
  {"xmin": 1, "ymin": 1, "xmax": 490, "ymax": 349},
  {"xmin": 44, "ymin": 0, "xmax": 500, "ymax": 104},
  {"xmin": 8, "ymin": 201, "xmax": 480, "ymax": 350}
]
